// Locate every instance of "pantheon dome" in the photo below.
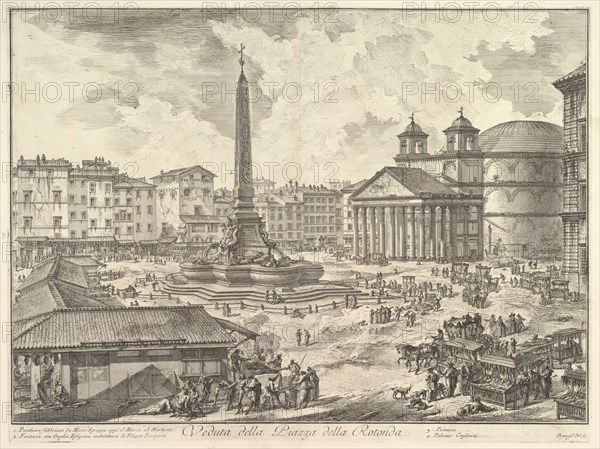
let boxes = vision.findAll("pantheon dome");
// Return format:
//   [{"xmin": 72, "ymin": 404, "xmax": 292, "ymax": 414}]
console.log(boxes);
[{"xmin": 479, "ymin": 120, "xmax": 563, "ymax": 258}]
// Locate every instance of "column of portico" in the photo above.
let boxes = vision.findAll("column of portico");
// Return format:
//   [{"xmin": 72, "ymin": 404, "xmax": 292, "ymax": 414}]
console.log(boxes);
[
  {"xmin": 448, "ymin": 205, "xmax": 456, "ymax": 260},
  {"xmin": 463, "ymin": 206, "xmax": 470, "ymax": 260},
  {"xmin": 409, "ymin": 206, "xmax": 417, "ymax": 260},
  {"xmin": 439, "ymin": 205, "xmax": 446, "ymax": 260},
  {"xmin": 369, "ymin": 207, "xmax": 376, "ymax": 258},
  {"xmin": 390, "ymin": 206, "xmax": 397, "ymax": 259},
  {"xmin": 419, "ymin": 205, "xmax": 426, "ymax": 260},
  {"xmin": 378, "ymin": 207, "xmax": 386, "ymax": 257},
  {"xmin": 398, "ymin": 206, "xmax": 406, "ymax": 260},
  {"xmin": 361, "ymin": 207, "xmax": 368, "ymax": 259},
  {"xmin": 353, "ymin": 207, "xmax": 360, "ymax": 258},
  {"xmin": 429, "ymin": 205, "xmax": 437, "ymax": 260}
]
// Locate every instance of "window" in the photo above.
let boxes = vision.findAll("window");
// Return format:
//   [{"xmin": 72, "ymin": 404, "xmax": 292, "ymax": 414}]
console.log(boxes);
[
  {"xmin": 136, "ymin": 223, "xmax": 141, "ymax": 232},
  {"xmin": 171, "ymin": 191, "xmax": 177, "ymax": 199},
  {"xmin": 24, "ymin": 217, "xmax": 32, "ymax": 231},
  {"xmin": 53, "ymin": 192, "xmax": 61, "ymax": 204},
  {"xmin": 89, "ymin": 182, "xmax": 96, "ymax": 193},
  {"xmin": 136, "ymin": 190, "xmax": 141, "ymax": 199},
  {"xmin": 47, "ymin": 169, "xmax": 54, "ymax": 178},
  {"xmin": 105, "ymin": 197, "xmax": 111, "ymax": 207},
  {"xmin": 184, "ymin": 188, "xmax": 190, "ymax": 197},
  {"xmin": 81, "ymin": 211, "xmax": 87, "ymax": 220},
  {"xmin": 81, "ymin": 195, "xmax": 87, "ymax": 204},
  {"xmin": 23, "ymin": 192, "xmax": 31, "ymax": 205},
  {"xmin": 126, "ymin": 198, "xmax": 132, "ymax": 206},
  {"xmin": 69, "ymin": 180, "xmax": 75, "ymax": 187},
  {"xmin": 127, "ymin": 226, "xmax": 133, "ymax": 234},
  {"xmin": 69, "ymin": 195, "xmax": 75, "ymax": 204},
  {"xmin": 147, "ymin": 190, "xmax": 153, "ymax": 199},
  {"xmin": 147, "ymin": 205, "xmax": 153, "ymax": 214},
  {"xmin": 53, "ymin": 217, "xmax": 61, "ymax": 229},
  {"xmin": 580, "ymin": 123, "xmax": 587, "ymax": 152},
  {"xmin": 70, "ymin": 212, "xmax": 76, "ymax": 220},
  {"xmin": 114, "ymin": 198, "xmax": 120, "ymax": 206},
  {"xmin": 147, "ymin": 224, "xmax": 152, "ymax": 232},
  {"xmin": 81, "ymin": 230, "xmax": 87, "ymax": 239},
  {"xmin": 194, "ymin": 206, "xmax": 202, "ymax": 215},
  {"xmin": 136, "ymin": 205, "xmax": 141, "ymax": 214},
  {"xmin": 114, "ymin": 227, "xmax": 120, "ymax": 236},
  {"xmin": 126, "ymin": 213, "xmax": 132, "ymax": 221},
  {"xmin": 91, "ymin": 219, "xmax": 97, "ymax": 228},
  {"xmin": 70, "ymin": 231, "xmax": 76, "ymax": 238},
  {"xmin": 80, "ymin": 180, "xmax": 85, "ymax": 187},
  {"xmin": 105, "ymin": 219, "xmax": 112, "ymax": 229},
  {"xmin": 90, "ymin": 197, "xmax": 96, "ymax": 207},
  {"xmin": 105, "ymin": 183, "xmax": 111, "ymax": 193}
]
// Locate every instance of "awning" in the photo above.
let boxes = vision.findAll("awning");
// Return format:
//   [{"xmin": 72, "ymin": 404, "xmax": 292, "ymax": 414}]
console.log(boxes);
[
  {"xmin": 86, "ymin": 236, "xmax": 117, "ymax": 242},
  {"xmin": 15, "ymin": 236, "xmax": 49, "ymax": 242},
  {"xmin": 214, "ymin": 317, "xmax": 259, "ymax": 340}
]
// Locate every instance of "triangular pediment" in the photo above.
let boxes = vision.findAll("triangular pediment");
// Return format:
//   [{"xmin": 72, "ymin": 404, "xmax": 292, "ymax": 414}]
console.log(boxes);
[{"xmin": 351, "ymin": 170, "xmax": 417, "ymax": 200}]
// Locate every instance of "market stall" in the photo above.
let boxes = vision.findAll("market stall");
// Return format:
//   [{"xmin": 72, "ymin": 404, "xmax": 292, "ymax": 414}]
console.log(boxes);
[
  {"xmin": 518, "ymin": 338, "xmax": 554, "ymax": 366},
  {"xmin": 548, "ymin": 328, "xmax": 585, "ymax": 367},
  {"xmin": 443, "ymin": 338, "xmax": 483, "ymax": 364},
  {"xmin": 470, "ymin": 353, "xmax": 546, "ymax": 409},
  {"xmin": 555, "ymin": 370, "xmax": 586, "ymax": 420}
]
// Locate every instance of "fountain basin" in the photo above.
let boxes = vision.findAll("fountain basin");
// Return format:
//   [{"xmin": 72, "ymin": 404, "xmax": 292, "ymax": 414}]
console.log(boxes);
[
  {"xmin": 179, "ymin": 262, "xmax": 215, "ymax": 282},
  {"xmin": 298, "ymin": 262, "xmax": 325, "ymax": 285},
  {"xmin": 249, "ymin": 265, "xmax": 303, "ymax": 287}
]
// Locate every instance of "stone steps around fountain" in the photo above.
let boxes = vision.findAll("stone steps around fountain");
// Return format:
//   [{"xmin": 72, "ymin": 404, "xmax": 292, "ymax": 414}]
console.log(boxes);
[{"xmin": 160, "ymin": 281, "xmax": 368, "ymax": 303}]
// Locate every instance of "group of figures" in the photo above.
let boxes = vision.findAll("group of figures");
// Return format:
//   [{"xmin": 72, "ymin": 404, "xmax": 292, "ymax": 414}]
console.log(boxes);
[
  {"xmin": 443, "ymin": 313, "xmax": 485, "ymax": 339},
  {"xmin": 488, "ymin": 313, "xmax": 525, "ymax": 337}
]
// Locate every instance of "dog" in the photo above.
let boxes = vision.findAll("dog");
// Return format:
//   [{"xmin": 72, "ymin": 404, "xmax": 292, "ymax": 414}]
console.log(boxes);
[{"xmin": 391, "ymin": 386, "xmax": 412, "ymax": 399}]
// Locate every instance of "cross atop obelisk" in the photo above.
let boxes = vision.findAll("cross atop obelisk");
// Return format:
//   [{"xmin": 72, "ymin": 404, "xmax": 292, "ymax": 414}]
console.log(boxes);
[
  {"xmin": 239, "ymin": 43, "xmax": 245, "ymax": 73},
  {"xmin": 458, "ymin": 106, "xmax": 464, "ymax": 117}
]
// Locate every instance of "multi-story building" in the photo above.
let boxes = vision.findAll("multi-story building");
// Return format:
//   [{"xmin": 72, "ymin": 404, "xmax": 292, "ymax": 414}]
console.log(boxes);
[
  {"xmin": 68, "ymin": 159, "xmax": 120, "ymax": 240},
  {"xmin": 12, "ymin": 156, "xmax": 157, "ymax": 264},
  {"xmin": 296, "ymin": 185, "xmax": 344, "ymax": 247},
  {"xmin": 255, "ymin": 188, "xmax": 304, "ymax": 248},
  {"xmin": 553, "ymin": 64, "xmax": 587, "ymax": 296},
  {"xmin": 113, "ymin": 177, "xmax": 157, "ymax": 244},
  {"xmin": 151, "ymin": 165, "xmax": 216, "ymax": 240},
  {"xmin": 13, "ymin": 155, "xmax": 71, "ymax": 263},
  {"xmin": 214, "ymin": 188, "xmax": 233, "ymax": 218}
]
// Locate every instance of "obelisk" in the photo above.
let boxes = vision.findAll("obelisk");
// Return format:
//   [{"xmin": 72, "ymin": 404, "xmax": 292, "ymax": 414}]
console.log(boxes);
[{"xmin": 233, "ymin": 43, "xmax": 258, "ymax": 219}]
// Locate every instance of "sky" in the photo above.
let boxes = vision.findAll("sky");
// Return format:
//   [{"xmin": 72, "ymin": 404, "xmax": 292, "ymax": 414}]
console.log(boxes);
[{"xmin": 11, "ymin": 7, "xmax": 587, "ymax": 188}]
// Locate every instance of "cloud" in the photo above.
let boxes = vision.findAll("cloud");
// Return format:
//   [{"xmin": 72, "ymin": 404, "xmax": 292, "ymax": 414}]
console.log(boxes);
[{"xmin": 12, "ymin": 9, "xmax": 586, "ymax": 186}]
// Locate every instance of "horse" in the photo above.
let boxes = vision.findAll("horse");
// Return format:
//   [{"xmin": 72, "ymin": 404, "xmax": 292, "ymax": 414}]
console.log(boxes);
[{"xmin": 396, "ymin": 343, "xmax": 440, "ymax": 374}]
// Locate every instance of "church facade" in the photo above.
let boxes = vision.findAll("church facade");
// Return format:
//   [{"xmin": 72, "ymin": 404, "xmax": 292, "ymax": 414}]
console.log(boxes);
[{"xmin": 350, "ymin": 108, "xmax": 565, "ymax": 261}]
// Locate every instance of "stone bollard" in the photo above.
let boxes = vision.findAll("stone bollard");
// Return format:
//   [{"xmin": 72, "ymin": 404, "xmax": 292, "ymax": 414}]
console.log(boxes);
[
  {"xmin": 261, "ymin": 304, "xmax": 265, "ymax": 311},
  {"xmin": 332, "ymin": 301, "xmax": 337, "ymax": 309},
  {"xmin": 308, "ymin": 305, "xmax": 313, "ymax": 314},
  {"xmin": 315, "ymin": 304, "xmax": 319, "ymax": 313},
  {"xmin": 215, "ymin": 302, "xmax": 219, "ymax": 310},
  {"xmin": 240, "ymin": 301, "xmax": 244, "ymax": 310},
  {"xmin": 283, "ymin": 306, "xmax": 287, "ymax": 315}
]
